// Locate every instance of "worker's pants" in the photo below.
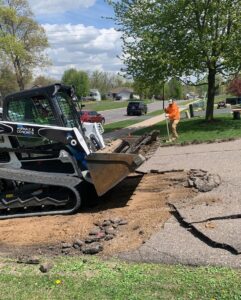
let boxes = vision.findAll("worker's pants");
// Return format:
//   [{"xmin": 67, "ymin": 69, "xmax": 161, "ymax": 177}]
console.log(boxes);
[{"xmin": 170, "ymin": 119, "xmax": 180, "ymax": 139}]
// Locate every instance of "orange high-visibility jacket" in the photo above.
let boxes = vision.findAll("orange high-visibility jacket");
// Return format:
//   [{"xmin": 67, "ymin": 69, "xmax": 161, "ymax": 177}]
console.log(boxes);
[{"xmin": 165, "ymin": 103, "xmax": 180, "ymax": 120}]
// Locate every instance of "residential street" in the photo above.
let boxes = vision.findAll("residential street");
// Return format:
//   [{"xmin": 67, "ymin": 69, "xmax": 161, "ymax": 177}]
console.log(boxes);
[{"xmin": 101, "ymin": 101, "xmax": 165, "ymax": 124}]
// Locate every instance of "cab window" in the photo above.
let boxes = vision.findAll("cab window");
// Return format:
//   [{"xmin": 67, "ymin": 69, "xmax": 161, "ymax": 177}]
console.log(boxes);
[
  {"xmin": 54, "ymin": 92, "xmax": 79, "ymax": 128},
  {"xmin": 7, "ymin": 96, "xmax": 57, "ymax": 125}
]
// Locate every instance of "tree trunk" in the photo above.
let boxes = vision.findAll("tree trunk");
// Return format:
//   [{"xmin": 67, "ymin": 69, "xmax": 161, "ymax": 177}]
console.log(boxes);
[
  {"xmin": 13, "ymin": 57, "xmax": 25, "ymax": 91},
  {"xmin": 205, "ymin": 68, "xmax": 216, "ymax": 121},
  {"xmin": 16, "ymin": 72, "xmax": 25, "ymax": 91}
]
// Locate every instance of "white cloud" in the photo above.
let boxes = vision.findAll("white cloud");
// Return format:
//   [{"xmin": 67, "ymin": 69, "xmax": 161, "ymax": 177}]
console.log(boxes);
[
  {"xmin": 29, "ymin": 0, "xmax": 96, "ymax": 15},
  {"xmin": 39, "ymin": 24, "xmax": 123, "ymax": 79}
]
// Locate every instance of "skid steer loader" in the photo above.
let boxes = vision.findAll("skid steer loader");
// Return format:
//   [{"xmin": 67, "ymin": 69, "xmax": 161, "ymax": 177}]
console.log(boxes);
[{"xmin": 0, "ymin": 84, "xmax": 145, "ymax": 219}]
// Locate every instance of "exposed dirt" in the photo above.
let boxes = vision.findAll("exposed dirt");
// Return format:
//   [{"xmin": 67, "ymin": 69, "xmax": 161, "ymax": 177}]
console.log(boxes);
[{"xmin": 0, "ymin": 171, "xmax": 195, "ymax": 258}]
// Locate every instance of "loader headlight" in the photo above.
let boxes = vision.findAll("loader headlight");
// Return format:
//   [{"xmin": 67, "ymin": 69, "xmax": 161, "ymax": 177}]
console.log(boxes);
[{"xmin": 70, "ymin": 139, "xmax": 77, "ymax": 146}]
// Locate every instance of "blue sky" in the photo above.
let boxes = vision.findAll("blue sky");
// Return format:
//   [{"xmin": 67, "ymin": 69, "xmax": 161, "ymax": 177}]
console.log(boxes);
[
  {"xmin": 34, "ymin": 0, "xmax": 115, "ymax": 28},
  {"xmin": 28, "ymin": 0, "xmax": 122, "ymax": 79}
]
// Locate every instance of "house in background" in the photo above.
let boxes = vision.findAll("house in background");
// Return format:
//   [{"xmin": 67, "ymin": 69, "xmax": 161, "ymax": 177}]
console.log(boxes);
[{"xmin": 108, "ymin": 87, "xmax": 137, "ymax": 101}]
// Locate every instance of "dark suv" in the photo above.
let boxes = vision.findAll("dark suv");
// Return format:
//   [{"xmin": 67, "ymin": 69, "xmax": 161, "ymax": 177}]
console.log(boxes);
[{"xmin": 127, "ymin": 101, "xmax": 147, "ymax": 116}]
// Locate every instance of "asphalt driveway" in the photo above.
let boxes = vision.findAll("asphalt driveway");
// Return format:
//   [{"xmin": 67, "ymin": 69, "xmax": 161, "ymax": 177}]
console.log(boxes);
[{"xmin": 119, "ymin": 139, "xmax": 241, "ymax": 268}]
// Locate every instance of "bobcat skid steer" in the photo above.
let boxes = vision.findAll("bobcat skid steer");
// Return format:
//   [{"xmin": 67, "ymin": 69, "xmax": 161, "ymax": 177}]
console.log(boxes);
[{"xmin": 0, "ymin": 84, "xmax": 144, "ymax": 219}]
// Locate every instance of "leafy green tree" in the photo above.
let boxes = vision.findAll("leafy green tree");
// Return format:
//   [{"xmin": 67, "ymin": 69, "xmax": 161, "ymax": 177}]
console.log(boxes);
[
  {"xmin": 110, "ymin": 0, "xmax": 241, "ymax": 120},
  {"xmin": 168, "ymin": 78, "xmax": 183, "ymax": 99},
  {"xmin": 0, "ymin": 65, "xmax": 18, "ymax": 97},
  {"xmin": 62, "ymin": 68, "xmax": 89, "ymax": 99},
  {"xmin": 132, "ymin": 79, "xmax": 150, "ymax": 99},
  {"xmin": 0, "ymin": 0, "xmax": 49, "ymax": 90}
]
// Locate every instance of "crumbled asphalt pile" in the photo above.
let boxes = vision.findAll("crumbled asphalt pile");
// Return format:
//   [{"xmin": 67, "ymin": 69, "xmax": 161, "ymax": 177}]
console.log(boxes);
[
  {"xmin": 186, "ymin": 169, "xmax": 221, "ymax": 192},
  {"xmin": 61, "ymin": 217, "xmax": 128, "ymax": 255}
]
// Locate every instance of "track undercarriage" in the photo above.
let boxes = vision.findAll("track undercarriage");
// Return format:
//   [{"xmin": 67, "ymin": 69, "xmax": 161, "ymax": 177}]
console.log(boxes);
[{"xmin": 0, "ymin": 167, "xmax": 82, "ymax": 219}]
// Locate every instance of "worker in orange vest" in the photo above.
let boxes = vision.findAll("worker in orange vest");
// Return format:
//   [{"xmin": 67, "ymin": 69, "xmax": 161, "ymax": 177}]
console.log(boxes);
[{"xmin": 165, "ymin": 99, "xmax": 180, "ymax": 141}]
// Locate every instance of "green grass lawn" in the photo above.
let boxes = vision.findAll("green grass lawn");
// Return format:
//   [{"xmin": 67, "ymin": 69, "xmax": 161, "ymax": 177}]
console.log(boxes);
[
  {"xmin": 104, "ymin": 119, "xmax": 143, "ymax": 133},
  {"xmin": 134, "ymin": 114, "xmax": 241, "ymax": 143},
  {"xmin": 82, "ymin": 99, "xmax": 153, "ymax": 111},
  {"xmin": 214, "ymin": 94, "xmax": 233, "ymax": 103},
  {"xmin": 0, "ymin": 257, "xmax": 240, "ymax": 300}
]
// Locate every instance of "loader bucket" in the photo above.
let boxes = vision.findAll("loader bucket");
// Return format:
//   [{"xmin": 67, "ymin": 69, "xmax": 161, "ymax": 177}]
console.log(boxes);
[{"xmin": 86, "ymin": 152, "xmax": 145, "ymax": 196}]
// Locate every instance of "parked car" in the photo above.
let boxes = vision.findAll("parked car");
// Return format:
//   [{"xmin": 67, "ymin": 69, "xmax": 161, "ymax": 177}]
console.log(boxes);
[
  {"xmin": 115, "ymin": 95, "xmax": 122, "ymax": 101},
  {"xmin": 79, "ymin": 110, "xmax": 105, "ymax": 124},
  {"xmin": 127, "ymin": 101, "xmax": 147, "ymax": 116},
  {"xmin": 217, "ymin": 101, "xmax": 227, "ymax": 109}
]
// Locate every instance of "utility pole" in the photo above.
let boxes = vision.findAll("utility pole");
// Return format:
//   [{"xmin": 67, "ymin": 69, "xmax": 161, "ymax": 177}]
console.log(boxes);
[{"xmin": 162, "ymin": 82, "xmax": 165, "ymax": 110}]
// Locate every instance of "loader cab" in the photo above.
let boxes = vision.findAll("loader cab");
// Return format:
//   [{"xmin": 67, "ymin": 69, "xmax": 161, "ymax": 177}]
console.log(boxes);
[
  {"xmin": 3, "ymin": 84, "xmax": 80, "ymax": 129},
  {"xmin": 1, "ymin": 84, "xmax": 85, "ymax": 172},
  {"xmin": 2, "ymin": 84, "xmax": 83, "ymax": 152}
]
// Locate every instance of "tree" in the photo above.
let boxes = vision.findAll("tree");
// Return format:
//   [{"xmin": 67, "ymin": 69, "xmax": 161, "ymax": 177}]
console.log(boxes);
[
  {"xmin": 0, "ymin": 64, "xmax": 18, "ymax": 97},
  {"xmin": 32, "ymin": 75, "xmax": 56, "ymax": 88},
  {"xmin": 89, "ymin": 71, "xmax": 131, "ymax": 96},
  {"xmin": 0, "ymin": 0, "xmax": 49, "ymax": 90},
  {"xmin": 62, "ymin": 68, "xmax": 89, "ymax": 99},
  {"xmin": 227, "ymin": 76, "xmax": 241, "ymax": 97},
  {"xmin": 168, "ymin": 78, "xmax": 183, "ymax": 99},
  {"xmin": 132, "ymin": 78, "xmax": 151, "ymax": 99},
  {"xmin": 110, "ymin": 0, "xmax": 241, "ymax": 120},
  {"xmin": 89, "ymin": 70, "xmax": 112, "ymax": 95}
]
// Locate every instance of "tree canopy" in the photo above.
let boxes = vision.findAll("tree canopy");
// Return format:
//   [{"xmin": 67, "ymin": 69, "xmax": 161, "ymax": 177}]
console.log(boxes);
[
  {"xmin": 62, "ymin": 68, "xmax": 89, "ymax": 99},
  {"xmin": 0, "ymin": 0, "xmax": 49, "ymax": 90},
  {"xmin": 110, "ymin": 0, "xmax": 241, "ymax": 120},
  {"xmin": 0, "ymin": 65, "xmax": 18, "ymax": 98}
]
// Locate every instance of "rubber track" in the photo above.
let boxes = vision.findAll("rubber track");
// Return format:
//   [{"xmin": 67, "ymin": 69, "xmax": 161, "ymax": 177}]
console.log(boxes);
[{"xmin": 0, "ymin": 167, "xmax": 82, "ymax": 219}]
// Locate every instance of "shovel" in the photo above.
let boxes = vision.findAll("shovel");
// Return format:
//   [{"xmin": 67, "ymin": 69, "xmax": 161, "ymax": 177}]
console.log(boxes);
[{"xmin": 165, "ymin": 115, "xmax": 171, "ymax": 141}]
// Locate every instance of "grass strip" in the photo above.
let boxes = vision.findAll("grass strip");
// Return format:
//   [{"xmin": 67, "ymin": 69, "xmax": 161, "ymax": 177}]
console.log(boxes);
[
  {"xmin": 134, "ymin": 114, "xmax": 241, "ymax": 143},
  {"xmin": 0, "ymin": 257, "xmax": 240, "ymax": 300},
  {"xmin": 104, "ymin": 118, "xmax": 144, "ymax": 133},
  {"xmin": 83, "ymin": 99, "xmax": 153, "ymax": 112}
]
